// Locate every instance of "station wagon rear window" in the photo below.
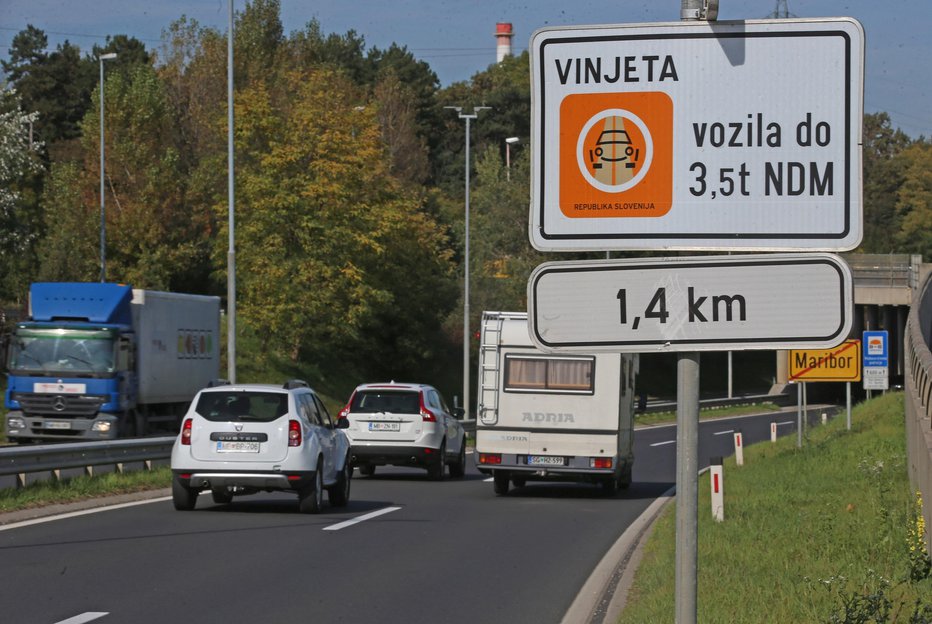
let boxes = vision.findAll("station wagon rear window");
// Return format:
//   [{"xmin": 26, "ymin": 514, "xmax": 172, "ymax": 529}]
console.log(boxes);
[
  {"xmin": 195, "ymin": 391, "xmax": 289, "ymax": 422},
  {"xmin": 350, "ymin": 390, "xmax": 420, "ymax": 414},
  {"xmin": 503, "ymin": 355, "xmax": 595, "ymax": 394}
]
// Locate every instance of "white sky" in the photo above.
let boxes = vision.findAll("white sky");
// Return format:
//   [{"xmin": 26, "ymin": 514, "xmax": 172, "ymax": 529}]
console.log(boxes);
[{"xmin": 0, "ymin": 0, "xmax": 929, "ymax": 137}]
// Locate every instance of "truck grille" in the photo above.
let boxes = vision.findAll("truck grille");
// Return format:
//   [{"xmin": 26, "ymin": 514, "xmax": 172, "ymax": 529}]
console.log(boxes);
[{"xmin": 13, "ymin": 393, "xmax": 107, "ymax": 417}]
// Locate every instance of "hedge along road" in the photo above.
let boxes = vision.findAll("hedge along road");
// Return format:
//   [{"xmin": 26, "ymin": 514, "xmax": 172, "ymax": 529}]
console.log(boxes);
[{"xmin": 0, "ymin": 408, "xmax": 818, "ymax": 624}]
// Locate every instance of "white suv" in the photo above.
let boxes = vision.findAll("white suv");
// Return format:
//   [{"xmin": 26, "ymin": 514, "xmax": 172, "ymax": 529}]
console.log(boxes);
[
  {"xmin": 170, "ymin": 380, "xmax": 351, "ymax": 513},
  {"xmin": 338, "ymin": 382, "xmax": 467, "ymax": 480}
]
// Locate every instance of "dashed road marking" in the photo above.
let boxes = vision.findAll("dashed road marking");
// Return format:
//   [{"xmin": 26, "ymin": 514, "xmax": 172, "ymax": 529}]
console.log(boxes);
[{"xmin": 323, "ymin": 506, "xmax": 402, "ymax": 531}]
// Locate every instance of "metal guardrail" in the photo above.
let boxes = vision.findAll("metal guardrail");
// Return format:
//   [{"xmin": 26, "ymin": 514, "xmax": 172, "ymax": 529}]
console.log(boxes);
[
  {"xmin": 905, "ymin": 266, "xmax": 932, "ymax": 557},
  {"xmin": 0, "ymin": 436, "xmax": 175, "ymax": 488}
]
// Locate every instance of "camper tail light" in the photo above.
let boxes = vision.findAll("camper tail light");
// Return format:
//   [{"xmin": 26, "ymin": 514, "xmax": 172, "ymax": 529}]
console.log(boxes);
[
  {"xmin": 590, "ymin": 457, "xmax": 613, "ymax": 469},
  {"xmin": 478, "ymin": 453, "xmax": 502, "ymax": 465}
]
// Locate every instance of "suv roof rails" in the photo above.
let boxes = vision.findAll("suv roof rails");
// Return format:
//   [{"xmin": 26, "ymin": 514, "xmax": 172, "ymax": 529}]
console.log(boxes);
[
  {"xmin": 283, "ymin": 379, "xmax": 309, "ymax": 390},
  {"xmin": 207, "ymin": 378, "xmax": 231, "ymax": 387}
]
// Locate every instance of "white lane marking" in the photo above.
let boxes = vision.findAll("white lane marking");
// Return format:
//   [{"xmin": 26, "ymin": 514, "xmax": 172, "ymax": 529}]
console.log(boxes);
[
  {"xmin": 484, "ymin": 477, "xmax": 494, "ymax": 482},
  {"xmin": 323, "ymin": 506, "xmax": 402, "ymax": 531},
  {"xmin": 650, "ymin": 440, "xmax": 676, "ymax": 447},
  {"xmin": 0, "ymin": 496, "xmax": 172, "ymax": 532},
  {"xmin": 55, "ymin": 612, "xmax": 109, "ymax": 624},
  {"xmin": 713, "ymin": 429, "xmax": 735, "ymax": 436},
  {"xmin": 776, "ymin": 420, "xmax": 795, "ymax": 426}
]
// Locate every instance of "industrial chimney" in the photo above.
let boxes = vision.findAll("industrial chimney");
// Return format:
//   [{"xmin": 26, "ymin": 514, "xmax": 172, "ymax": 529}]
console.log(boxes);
[{"xmin": 495, "ymin": 23, "xmax": 514, "ymax": 62}]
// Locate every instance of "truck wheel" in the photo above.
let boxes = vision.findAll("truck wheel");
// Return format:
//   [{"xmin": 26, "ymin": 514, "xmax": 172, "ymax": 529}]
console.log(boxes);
[
  {"xmin": 328, "ymin": 456, "xmax": 351, "ymax": 507},
  {"xmin": 493, "ymin": 472, "xmax": 510, "ymax": 496},
  {"xmin": 211, "ymin": 486, "xmax": 234, "ymax": 504},
  {"xmin": 172, "ymin": 477, "xmax": 198, "ymax": 511},
  {"xmin": 298, "ymin": 461, "xmax": 324, "ymax": 514},
  {"xmin": 428, "ymin": 442, "xmax": 446, "ymax": 481},
  {"xmin": 448, "ymin": 439, "xmax": 467, "ymax": 478}
]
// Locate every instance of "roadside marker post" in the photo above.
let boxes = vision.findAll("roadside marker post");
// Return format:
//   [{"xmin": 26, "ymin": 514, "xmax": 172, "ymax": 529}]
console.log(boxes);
[
  {"xmin": 770, "ymin": 422, "xmax": 777, "ymax": 443},
  {"xmin": 710, "ymin": 456, "xmax": 724, "ymax": 522},
  {"xmin": 822, "ymin": 412, "xmax": 828, "ymax": 425},
  {"xmin": 733, "ymin": 431, "xmax": 744, "ymax": 466}
]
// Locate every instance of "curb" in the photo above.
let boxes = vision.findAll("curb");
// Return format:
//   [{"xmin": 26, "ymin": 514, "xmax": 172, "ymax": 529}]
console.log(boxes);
[{"xmin": 561, "ymin": 487, "xmax": 675, "ymax": 624}]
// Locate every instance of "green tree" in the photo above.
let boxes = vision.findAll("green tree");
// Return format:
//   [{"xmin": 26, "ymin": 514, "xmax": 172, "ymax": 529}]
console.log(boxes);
[
  {"xmin": 0, "ymin": 89, "xmax": 44, "ymax": 297},
  {"xmin": 36, "ymin": 161, "xmax": 99, "ymax": 281},
  {"xmin": 860, "ymin": 112, "xmax": 912, "ymax": 253},
  {"xmin": 895, "ymin": 141, "xmax": 932, "ymax": 260}
]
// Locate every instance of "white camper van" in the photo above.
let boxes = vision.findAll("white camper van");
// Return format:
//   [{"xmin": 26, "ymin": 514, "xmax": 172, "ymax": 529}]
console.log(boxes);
[{"xmin": 475, "ymin": 311, "xmax": 638, "ymax": 495}]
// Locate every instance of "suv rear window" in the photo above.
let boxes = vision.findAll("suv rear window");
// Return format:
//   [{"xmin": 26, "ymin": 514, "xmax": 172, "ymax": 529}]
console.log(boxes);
[
  {"xmin": 195, "ymin": 391, "xmax": 289, "ymax": 422},
  {"xmin": 350, "ymin": 390, "xmax": 419, "ymax": 414}
]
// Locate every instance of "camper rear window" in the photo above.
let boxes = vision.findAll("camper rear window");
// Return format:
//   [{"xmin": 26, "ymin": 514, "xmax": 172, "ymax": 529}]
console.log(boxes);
[{"xmin": 503, "ymin": 356, "xmax": 595, "ymax": 394}]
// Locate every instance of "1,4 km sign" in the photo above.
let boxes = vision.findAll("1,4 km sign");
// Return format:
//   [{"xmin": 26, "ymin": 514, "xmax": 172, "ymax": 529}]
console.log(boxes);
[
  {"xmin": 530, "ymin": 18, "xmax": 864, "ymax": 251},
  {"xmin": 528, "ymin": 253, "xmax": 852, "ymax": 353}
]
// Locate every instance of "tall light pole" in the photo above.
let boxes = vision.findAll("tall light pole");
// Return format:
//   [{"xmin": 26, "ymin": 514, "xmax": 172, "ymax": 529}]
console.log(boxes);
[
  {"xmin": 505, "ymin": 136, "xmax": 519, "ymax": 180},
  {"xmin": 227, "ymin": 0, "xmax": 237, "ymax": 383},
  {"xmin": 445, "ymin": 105, "xmax": 490, "ymax": 419},
  {"xmin": 98, "ymin": 51, "xmax": 117, "ymax": 283}
]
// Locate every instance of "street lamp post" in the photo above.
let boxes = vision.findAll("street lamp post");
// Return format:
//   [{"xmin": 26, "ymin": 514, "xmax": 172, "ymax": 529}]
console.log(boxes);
[
  {"xmin": 505, "ymin": 136, "xmax": 519, "ymax": 180},
  {"xmin": 98, "ymin": 52, "xmax": 117, "ymax": 283},
  {"xmin": 445, "ymin": 105, "xmax": 490, "ymax": 420}
]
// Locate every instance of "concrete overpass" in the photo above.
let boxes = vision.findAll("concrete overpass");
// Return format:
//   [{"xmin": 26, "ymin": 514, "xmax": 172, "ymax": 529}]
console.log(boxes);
[{"xmin": 775, "ymin": 253, "xmax": 929, "ymax": 387}]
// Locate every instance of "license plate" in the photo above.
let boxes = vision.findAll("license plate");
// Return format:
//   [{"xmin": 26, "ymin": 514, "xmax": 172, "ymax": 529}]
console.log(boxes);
[
  {"xmin": 527, "ymin": 455, "xmax": 565, "ymax": 466},
  {"xmin": 46, "ymin": 421, "xmax": 71, "ymax": 430},
  {"xmin": 217, "ymin": 441, "xmax": 260, "ymax": 453},
  {"xmin": 368, "ymin": 422, "xmax": 400, "ymax": 432}
]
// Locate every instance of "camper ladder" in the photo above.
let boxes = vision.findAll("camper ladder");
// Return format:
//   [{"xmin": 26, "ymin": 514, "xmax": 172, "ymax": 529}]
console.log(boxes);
[{"xmin": 477, "ymin": 313, "xmax": 504, "ymax": 426}]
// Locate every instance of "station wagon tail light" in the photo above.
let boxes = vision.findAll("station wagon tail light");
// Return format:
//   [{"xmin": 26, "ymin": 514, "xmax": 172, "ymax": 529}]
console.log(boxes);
[
  {"xmin": 288, "ymin": 419, "xmax": 301, "ymax": 446},
  {"xmin": 181, "ymin": 418, "xmax": 192, "ymax": 445},
  {"xmin": 418, "ymin": 393, "xmax": 436, "ymax": 422},
  {"xmin": 478, "ymin": 453, "xmax": 502, "ymax": 465},
  {"xmin": 590, "ymin": 457, "xmax": 613, "ymax": 469}
]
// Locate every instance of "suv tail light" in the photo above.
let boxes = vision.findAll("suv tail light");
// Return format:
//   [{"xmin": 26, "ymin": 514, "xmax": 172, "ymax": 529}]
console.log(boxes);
[
  {"xmin": 288, "ymin": 419, "xmax": 301, "ymax": 447},
  {"xmin": 418, "ymin": 393, "xmax": 436, "ymax": 422},
  {"xmin": 181, "ymin": 418, "xmax": 192, "ymax": 445},
  {"xmin": 337, "ymin": 393, "xmax": 354, "ymax": 421}
]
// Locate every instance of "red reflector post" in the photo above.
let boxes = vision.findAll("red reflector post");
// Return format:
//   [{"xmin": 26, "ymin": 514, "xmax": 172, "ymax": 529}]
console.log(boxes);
[{"xmin": 478, "ymin": 453, "xmax": 502, "ymax": 465}]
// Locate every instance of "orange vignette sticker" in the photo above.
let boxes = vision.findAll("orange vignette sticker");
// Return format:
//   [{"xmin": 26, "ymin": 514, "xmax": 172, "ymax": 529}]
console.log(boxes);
[{"xmin": 559, "ymin": 92, "xmax": 673, "ymax": 218}]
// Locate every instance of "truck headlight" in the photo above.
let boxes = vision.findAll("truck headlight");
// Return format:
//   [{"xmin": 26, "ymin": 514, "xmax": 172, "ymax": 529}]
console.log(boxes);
[
  {"xmin": 7, "ymin": 416, "xmax": 25, "ymax": 430},
  {"xmin": 92, "ymin": 421, "xmax": 112, "ymax": 433}
]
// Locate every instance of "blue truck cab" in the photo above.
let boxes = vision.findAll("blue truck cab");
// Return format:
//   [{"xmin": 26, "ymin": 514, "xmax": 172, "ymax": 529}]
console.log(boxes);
[{"xmin": 4, "ymin": 282, "xmax": 220, "ymax": 442}]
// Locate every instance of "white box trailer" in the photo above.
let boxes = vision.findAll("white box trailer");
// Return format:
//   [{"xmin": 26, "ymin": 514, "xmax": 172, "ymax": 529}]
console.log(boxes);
[
  {"xmin": 132, "ymin": 289, "xmax": 220, "ymax": 405},
  {"xmin": 475, "ymin": 311, "xmax": 638, "ymax": 495}
]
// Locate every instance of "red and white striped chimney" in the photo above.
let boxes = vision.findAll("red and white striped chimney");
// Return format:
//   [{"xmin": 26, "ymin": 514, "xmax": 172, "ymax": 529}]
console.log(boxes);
[{"xmin": 495, "ymin": 22, "xmax": 514, "ymax": 63}]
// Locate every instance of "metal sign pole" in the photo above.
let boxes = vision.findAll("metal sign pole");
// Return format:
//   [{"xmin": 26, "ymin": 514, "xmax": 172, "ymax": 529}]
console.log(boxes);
[
  {"xmin": 676, "ymin": 4, "xmax": 708, "ymax": 622},
  {"xmin": 675, "ymin": 351, "xmax": 700, "ymax": 624}
]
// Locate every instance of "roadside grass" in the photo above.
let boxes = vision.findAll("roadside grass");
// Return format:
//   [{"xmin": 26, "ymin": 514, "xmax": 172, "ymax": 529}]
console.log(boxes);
[
  {"xmin": 0, "ymin": 466, "xmax": 172, "ymax": 514},
  {"xmin": 620, "ymin": 392, "xmax": 932, "ymax": 623},
  {"xmin": 635, "ymin": 401, "xmax": 782, "ymax": 427}
]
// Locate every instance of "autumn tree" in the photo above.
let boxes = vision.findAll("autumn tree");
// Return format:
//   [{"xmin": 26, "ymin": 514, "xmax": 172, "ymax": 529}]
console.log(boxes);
[{"xmin": 228, "ymin": 68, "xmax": 455, "ymax": 386}]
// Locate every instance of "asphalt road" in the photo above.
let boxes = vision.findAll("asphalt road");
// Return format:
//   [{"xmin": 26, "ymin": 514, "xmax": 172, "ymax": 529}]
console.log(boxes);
[{"xmin": 0, "ymin": 406, "xmax": 831, "ymax": 624}]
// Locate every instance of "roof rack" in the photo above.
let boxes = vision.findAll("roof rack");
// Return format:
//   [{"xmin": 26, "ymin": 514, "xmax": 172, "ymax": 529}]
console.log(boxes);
[
  {"xmin": 283, "ymin": 379, "xmax": 309, "ymax": 389},
  {"xmin": 207, "ymin": 379, "xmax": 231, "ymax": 387}
]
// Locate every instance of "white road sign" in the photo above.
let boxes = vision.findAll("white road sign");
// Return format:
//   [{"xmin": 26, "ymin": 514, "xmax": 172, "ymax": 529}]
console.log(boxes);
[
  {"xmin": 527, "ymin": 253, "xmax": 853, "ymax": 352},
  {"xmin": 529, "ymin": 18, "xmax": 864, "ymax": 251},
  {"xmin": 863, "ymin": 366, "xmax": 889, "ymax": 391}
]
